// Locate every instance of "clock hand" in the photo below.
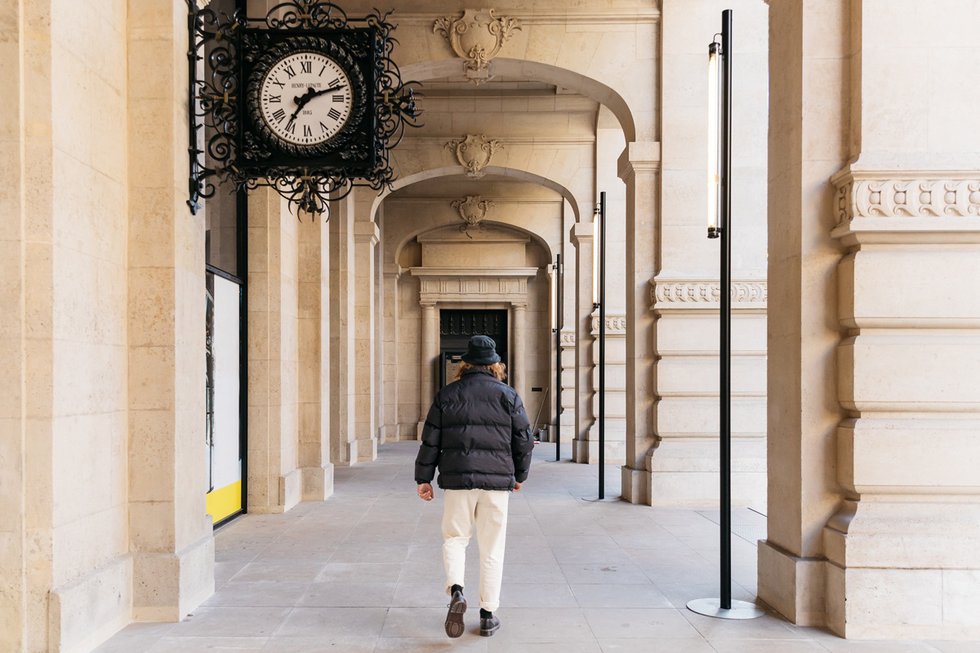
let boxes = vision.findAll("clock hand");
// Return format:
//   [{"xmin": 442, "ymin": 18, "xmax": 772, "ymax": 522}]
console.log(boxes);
[
  {"xmin": 286, "ymin": 85, "xmax": 344, "ymax": 128},
  {"xmin": 286, "ymin": 87, "xmax": 318, "ymax": 128},
  {"xmin": 304, "ymin": 84, "xmax": 346, "ymax": 102}
]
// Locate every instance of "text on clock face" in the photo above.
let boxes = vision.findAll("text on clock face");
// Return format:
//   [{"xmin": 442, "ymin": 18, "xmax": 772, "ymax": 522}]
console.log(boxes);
[{"xmin": 258, "ymin": 51, "xmax": 354, "ymax": 146}]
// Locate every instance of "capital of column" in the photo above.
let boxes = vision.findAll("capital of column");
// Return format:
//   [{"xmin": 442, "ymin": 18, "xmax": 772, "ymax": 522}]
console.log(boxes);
[
  {"xmin": 511, "ymin": 301, "xmax": 527, "ymax": 310},
  {"xmin": 617, "ymin": 140, "xmax": 662, "ymax": 182},
  {"xmin": 570, "ymin": 222, "xmax": 594, "ymax": 246},
  {"xmin": 352, "ymin": 221, "xmax": 380, "ymax": 245}
]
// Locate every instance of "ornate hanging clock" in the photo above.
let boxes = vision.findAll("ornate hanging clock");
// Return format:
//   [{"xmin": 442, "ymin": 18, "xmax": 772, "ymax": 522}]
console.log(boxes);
[{"xmin": 187, "ymin": 1, "xmax": 421, "ymax": 215}]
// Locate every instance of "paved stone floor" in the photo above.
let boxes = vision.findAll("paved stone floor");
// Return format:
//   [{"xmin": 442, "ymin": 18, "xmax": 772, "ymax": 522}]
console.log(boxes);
[{"xmin": 97, "ymin": 442, "xmax": 978, "ymax": 653}]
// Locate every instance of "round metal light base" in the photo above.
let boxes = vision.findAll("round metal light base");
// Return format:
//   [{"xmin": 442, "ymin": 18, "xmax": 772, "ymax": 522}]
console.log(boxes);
[{"xmin": 686, "ymin": 598, "xmax": 766, "ymax": 620}]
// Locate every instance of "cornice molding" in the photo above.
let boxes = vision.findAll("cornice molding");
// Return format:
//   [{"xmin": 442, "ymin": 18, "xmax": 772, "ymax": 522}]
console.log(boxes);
[
  {"xmin": 410, "ymin": 267, "xmax": 538, "ymax": 278},
  {"xmin": 651, "ymin": 278, "xmax": 767, "ymax": 313},
  {"xmin": 407, "ymin": 135, "xmax": 595, "ymax": 146},
  {"xmin": 410, "ymin": 267, "xmax": 539, "ymax": 304},
  {"xmin": 831, "ymin": 168, "xmax": 980, "ymax": 245},
  {"xmin": 398, "ymin": 10, "xmax": 660, "ymax": 26},
  {"xmin": 832, "ymin": 169, "xmax": 980, "ymax": 224}
]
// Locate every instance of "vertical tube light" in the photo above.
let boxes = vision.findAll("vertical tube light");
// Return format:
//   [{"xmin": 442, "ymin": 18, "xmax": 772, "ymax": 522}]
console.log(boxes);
[
  {"xmin": 707, "ymin": 41, "xmax": 722, "ymax": 239},
  {"xmin": 592, "ymin": 207, "xmax": 601, "ymax": 305}
]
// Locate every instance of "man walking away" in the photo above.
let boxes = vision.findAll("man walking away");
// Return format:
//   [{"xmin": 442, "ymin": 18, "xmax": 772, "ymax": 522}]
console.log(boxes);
[{"xmin": 415, "ymin": 334, "xmax": 535, "ymax": 638}]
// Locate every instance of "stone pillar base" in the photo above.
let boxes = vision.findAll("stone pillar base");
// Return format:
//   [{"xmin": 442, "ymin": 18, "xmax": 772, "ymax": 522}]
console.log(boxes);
[
  {"xmin": 50, "ymin": 554, "xmax": 133, "ymax": 653},
  {"xmin": 647, "ymin": 436, "xmax": 766, "ymax": 510},
  {"xmin": 572, "ymin": 436, "xmax": 626, "ymax": 465},
  {"xmin": 131, "ymin": 529, "xmax": 215, "ymax": 622},
  {"xmin": 620, "ymin": 464, "xmax": 649, "ymax": 505},
  {"xmin": 649, "ymin": 470, "xmax": 766, "ymax": 509},
  {"xmin": 824, "ymin": 564, "xmax": 980, "ymax": 640},
  {"xmin": 360, "ymin": 437, "xmax": 378, "ymax": 462},
  {"xmin": 279, "ymin": 469, "xmax": 303, "ymax": 512},
  {"xmin": 757, "ymin": 540, "xmax": 826, "ymax": 627},
  {"xmin": 347, "ymin": 437, "xmax": 378, "ymax": 463},
  {"xmin": 301, "ymin": 464, "xmax": 335, "ymax": 501},
  {"xmin": 822, "ymin": 497, "xmax": 980, "ymax": 639}
]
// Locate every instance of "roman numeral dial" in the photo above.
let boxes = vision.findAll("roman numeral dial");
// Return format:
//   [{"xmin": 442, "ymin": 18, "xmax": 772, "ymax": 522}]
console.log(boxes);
[{"xmin": 258, "ymin": 50, "xmax": 354, "ymax": 147}]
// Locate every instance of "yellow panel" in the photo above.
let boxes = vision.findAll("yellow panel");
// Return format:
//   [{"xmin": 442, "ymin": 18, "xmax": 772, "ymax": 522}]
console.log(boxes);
[{"xmin": 206, "ymin": 480, "xmax": 242, "ymax": 524}]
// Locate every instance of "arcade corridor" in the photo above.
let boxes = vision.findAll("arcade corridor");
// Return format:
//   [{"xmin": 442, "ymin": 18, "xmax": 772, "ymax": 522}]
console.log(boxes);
[{"xmin": 93, "ymin": 443, "xmax": 968, "ymax": 653}]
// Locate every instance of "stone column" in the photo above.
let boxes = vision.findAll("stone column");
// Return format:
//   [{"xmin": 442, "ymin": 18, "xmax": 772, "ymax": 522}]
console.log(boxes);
[
  {"xmin": 329, "ymin": 194, "xmax": 356, "ymax": 464},
  {"xmin": 511, "ymin": 302, "xmax": 528, "ymax": 400},
  {"xmin": 758, "ymin": 0, "xmax": 850, "ymax": 628},
  {"xmin": 382, "ymin": 264, "xmax": 401, "ymax": 439},
  {"xmin": 828, "ymin": 172, "xmax": 980, "ymax": 638},
  {"xmin": 374, "ymin": 221, "xmax": 385, "ymax": 444},
  {"xmin": 352, "ymin": 221, "xmax": 379, "ymax": 462},
  {"xmin": 297, "ymin": 208, "xmax": 333, "ymax": 501},
  {"xmin": 127, "ymin": 0, "xmax": 214, "ymax": 634},
  {"xmin": 818, "ymin": 0, "xmax": 980, "ymax": 638},
  {"xmin": 570, "ymin": 222, "xmax": 596, "ymax": 463},
  {"xmin": 247, "ymin": 189, "xmax": 302, "ymax": 512},
  {"xmin": 590, "ymin": 107, "xmax": 629, "ymax": 465},
  {"xmin": 618, "ymin": 142, "xmax": 661, "ymax": 503},
  {"xmin": 0, "ymin": 5, "xmax": 26, "ymax": 647},
  {"xmin": 418, "ymin": 302, "xmax": 438, "ymax": 436}
]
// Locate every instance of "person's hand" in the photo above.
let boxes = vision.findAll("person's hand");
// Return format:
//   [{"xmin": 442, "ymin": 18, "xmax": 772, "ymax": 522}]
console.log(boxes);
[
  {"xmin": 513, "ymin": 482, "xmax": 522, "ymax": 492},
  {"xmin": 417, "ymin": 483, "xmax": 433, "ymax": 501}
]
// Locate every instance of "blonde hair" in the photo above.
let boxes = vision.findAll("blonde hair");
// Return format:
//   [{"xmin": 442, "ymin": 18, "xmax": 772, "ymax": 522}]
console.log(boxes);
[{"xmin": 456, "ymin": 361, "xmax": 507, "ymax": 382}]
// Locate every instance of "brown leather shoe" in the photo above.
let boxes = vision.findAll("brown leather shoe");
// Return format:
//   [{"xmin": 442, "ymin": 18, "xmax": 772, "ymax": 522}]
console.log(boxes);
[{"xmin": 444, "ymin": 589, "xmax": 466, "ymax": 638}]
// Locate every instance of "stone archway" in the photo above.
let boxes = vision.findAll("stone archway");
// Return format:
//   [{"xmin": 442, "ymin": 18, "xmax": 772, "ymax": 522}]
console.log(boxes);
[{"xmin": 377, "ymin": 165, "xmax": 569, "ymax": 444}]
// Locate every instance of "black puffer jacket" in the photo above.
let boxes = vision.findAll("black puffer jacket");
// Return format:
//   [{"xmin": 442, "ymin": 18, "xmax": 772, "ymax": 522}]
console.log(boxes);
[{"xmin": 415, "ymin": 368, "xmax": 534, "ymax": 490}]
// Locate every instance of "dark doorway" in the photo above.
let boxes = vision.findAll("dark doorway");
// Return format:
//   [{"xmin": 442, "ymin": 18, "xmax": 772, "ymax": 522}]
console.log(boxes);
[{"xmin": 439, "ymin": 309, "xmax": 508, "ymax": 387}]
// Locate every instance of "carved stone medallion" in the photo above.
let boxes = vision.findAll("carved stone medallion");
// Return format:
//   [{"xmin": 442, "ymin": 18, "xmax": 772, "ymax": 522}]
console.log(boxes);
[
  {"xmin": 433, "ymin": 9, "xmax": 521, "ymax": 84},
  {"xmin": 445, "ymin": 134, "xmax": 502, "ymax": 178},
  {"xmin": 451, "ymin": 195, "xmax": 495, "ymax": 230}
]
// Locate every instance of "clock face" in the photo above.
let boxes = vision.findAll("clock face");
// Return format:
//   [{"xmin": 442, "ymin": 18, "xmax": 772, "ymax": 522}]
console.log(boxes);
[{"xmin": 258, "ymin": 50, "xmax": 354, "ymax": 146}]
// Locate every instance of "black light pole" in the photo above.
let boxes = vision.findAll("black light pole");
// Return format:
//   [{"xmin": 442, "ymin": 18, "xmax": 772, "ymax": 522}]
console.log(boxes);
[
  {"xmin": 687, "ymin": 9, "xmax": 764, "ymax": 620},
  {"xmin": 596, "ymin": 191, "xmax": 606, "ymax": 499},
  {"xmin": 555, "ymin": 253, "xmax": 563, "ymax": 462}
]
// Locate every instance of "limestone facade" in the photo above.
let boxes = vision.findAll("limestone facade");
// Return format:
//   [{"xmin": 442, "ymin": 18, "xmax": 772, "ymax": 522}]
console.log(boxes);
[{"xmin": 2, "ymin": 0, "xmax": 980, "ymax": 650}]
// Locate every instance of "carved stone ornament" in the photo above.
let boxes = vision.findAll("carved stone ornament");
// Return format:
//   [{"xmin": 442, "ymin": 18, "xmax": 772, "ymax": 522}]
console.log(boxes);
[
  {"xmin": 445, "ymin": 134, "xmax": 502, "ymax": 178},
  {"xmin": 651, "ymin": 279, "xmax": 767, "ymax": 312},
  {"xmin": 591, "ymin": 314, "xmax": 627, "ymax": 335},
  {"xmin": 560, "ymin": 330, "xmax": 576, "ymax": 347},
  {"xmin": 433, "ymin": 8, "xmax": 522, "ymax": 84},
  {"xmin": 451, "ymin": 195, "xmax": 495, "ymax": 229},
  {"xmin": 833, "ymin": 176, "xmax": 980, "ymax": 225}
]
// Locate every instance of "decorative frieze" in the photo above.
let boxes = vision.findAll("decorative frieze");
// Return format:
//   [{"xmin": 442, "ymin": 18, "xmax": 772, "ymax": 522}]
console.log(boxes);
[
  {"xmin": 651, "ymin": 279, "xmax": 767, "ymax": 312},
  {"xmin": 410, "ymin": 267, "xmax": 538, "ymax": 304},
  {"xmin": 833, "ymin": 173, "xmax": 980, "ymax": 224},
  {"xmin": 591, "ymin": 314, "xmax": 627, "ymax": 335},
  {"xmin": 433, "ymin": 9, "xmax": 521, "ymax": 84},
  {"xmin": 445, "ymin": 134, "xmax": 502, "ymax": 178}
]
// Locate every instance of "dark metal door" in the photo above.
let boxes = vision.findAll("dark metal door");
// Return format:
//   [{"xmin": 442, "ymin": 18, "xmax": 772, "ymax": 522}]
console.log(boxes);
[{"xmin": 439, "ymin": 309, "xmax": 508, "ymax": 387}]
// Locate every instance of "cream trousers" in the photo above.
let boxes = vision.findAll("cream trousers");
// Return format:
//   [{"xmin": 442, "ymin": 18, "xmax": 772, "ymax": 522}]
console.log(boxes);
[{"xmin": 441, "ymin": 488, "xmax": 510, "ymax": 612}]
